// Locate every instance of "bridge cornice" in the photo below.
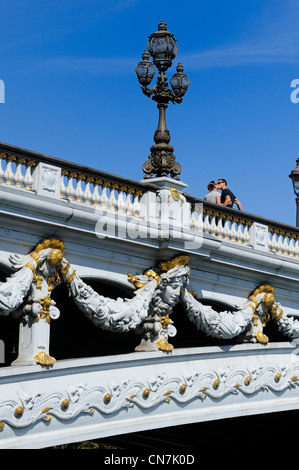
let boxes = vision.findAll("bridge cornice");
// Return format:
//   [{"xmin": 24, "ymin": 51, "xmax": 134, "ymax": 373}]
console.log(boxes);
[{"xmin": 0, "ymin": 342, "xmax": 299, "ymax": 448}]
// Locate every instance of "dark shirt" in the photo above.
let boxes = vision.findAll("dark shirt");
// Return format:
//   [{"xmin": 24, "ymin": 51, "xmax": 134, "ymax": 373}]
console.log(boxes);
[{"xmin": 221, "ymin": 188, "xmax": 236, "ymax": 207}]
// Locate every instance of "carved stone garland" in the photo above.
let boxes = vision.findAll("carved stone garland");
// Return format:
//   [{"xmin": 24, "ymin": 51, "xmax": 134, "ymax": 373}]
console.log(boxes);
[{"xmin": 1, "ymin": 239, "xmax": 299, "ymax": 366}]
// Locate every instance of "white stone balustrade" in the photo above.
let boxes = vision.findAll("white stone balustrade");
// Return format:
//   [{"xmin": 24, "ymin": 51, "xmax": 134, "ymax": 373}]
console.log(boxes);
[
  {"xmin": 189, "ymin": 204, "xmax": 252, "ymax": 246},
  {"xmin": 0, "ymin": 152, "xmax": 36, "ymax": 191},
  {"xmin": 0, "ymin": 151, "xmax": 144, "ymax": 218},
  {"xmin": 60, "ymin": 170, "xmax": 143, "ymax": 216},
  {"xmin": 2, "ymin": 146, "xmax": 299, "ymax": 260},
  {"xmin": 268, "ymin": 228, "xmax": 299, "ymax": 257}
]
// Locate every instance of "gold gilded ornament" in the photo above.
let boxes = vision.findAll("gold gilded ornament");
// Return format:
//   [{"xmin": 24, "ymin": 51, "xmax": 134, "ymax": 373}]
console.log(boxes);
[
  {"xmin": 274, "ymin": 372, "xmax": 281, "ymax": 383},
  {"xmin": 34, "ymin": 351, "xmax": 55, "ymax": 366},
  {"xmin": 256, "ymin": 331, "xmax": 269, "ymax": 344},
  {"xmin": 47, "ymin": 270, "xmax": 61, "ymax": 291},
  {"xmin": 244, "ymin": 376, "xmax": 251, "ymax": 386},
  {"xmin": 160, "ymin": 314, "xmax": 171, "ymax": 329},
  {"xmin": 128, "ymin": 270, "xmax": 161, "ymax": 288},
  {"xmin": 156, "ymin": 338, "xmax": 173, "ymax": 351},
  {"xmin": 144, "ymin": 270, "xmax": 161, "ymax": 283},
  {"xmin": 159, "ymin": 255, "xmax": 190, "ymax": 272},
  {"xmin": 25, "ymin": 262, "xmax": 36, "ymax": 273},
  {"xmin": 169, "ymin": 188, "xmax": 181, "ymax": 201},
  {"xmin": 213, "ymin": 379, "xmax": 220, "ymax": 390},
  {"xmin": 34, "ymin": 238, "xmax": 65, "ymax": 255},
  {"xmin": 59, "ymin": 261, "xmax": 70, "ymax": 276},
  {"xmin": 142, "ymin": 388, "xmax": 150, "ymax": 399},
  {"xmin": 61, "ymin": 394, "xmax": 70, "ymax": 410},
  {"xmin": 49, "ymin": 249, "xmax": 64, "ymax": 266},
  {"xmin": 263, "ymin": 293, "xmax": 275, "ymax": 308},
  {"xmin": 14, "ymin": 401, "xmax": 25, "ymax": 418},
  {"xmin": 65, "ymin": 270, "xmax": 76, "ymax": 284},
  {"xmin": 37, "ymin": 294, "xmax": 52, "ymax": 323},
  {"xmin": 103, "ymin": 393, "xmax": 112, "ymax": 404}
]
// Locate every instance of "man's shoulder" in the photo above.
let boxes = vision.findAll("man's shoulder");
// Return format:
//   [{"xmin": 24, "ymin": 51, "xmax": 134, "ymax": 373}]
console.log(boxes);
[{"xmin": 223, "ymin": 188, "xmax": 235, "ymax": 197}]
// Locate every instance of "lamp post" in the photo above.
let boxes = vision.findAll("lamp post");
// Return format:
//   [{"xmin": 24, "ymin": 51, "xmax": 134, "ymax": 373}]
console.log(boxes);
[
  {"xmin": 289, "ymin": 158, "xmax": 299, "ymax": 227},
  {"xmin": 135, "ymin": 21, "xmax": 190, "ymax": 180}
]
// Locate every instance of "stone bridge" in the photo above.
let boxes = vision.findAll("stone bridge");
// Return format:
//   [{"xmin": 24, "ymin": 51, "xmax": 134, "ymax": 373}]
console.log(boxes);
[{"xmin": 1, "ymin": 141, "xmax": 299, "ymax": 449}]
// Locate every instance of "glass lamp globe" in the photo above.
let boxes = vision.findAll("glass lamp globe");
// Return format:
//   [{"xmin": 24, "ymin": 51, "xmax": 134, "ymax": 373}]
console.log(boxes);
[
  {"xmin": 135, "ymin": 50, "xmax": 156, "ymax": 86},
  {"xmin": 290, "ymin": 158, "xmax": 299, "ymax": 194},
  {"xmin": 147, "ymin": 21, "xmax": 178, "ymax": 72},
  {"xmin": 170, "ymin": 63, "xmax": 190, "ymax": 98}
]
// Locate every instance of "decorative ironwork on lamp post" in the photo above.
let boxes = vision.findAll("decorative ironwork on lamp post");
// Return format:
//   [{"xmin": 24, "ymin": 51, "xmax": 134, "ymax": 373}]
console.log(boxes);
[
  {"xmin": 289, "ymin": 158, "xmax": 299, "ymax": 227},
  {"xmin": 135, "ymin": 21, "xmax": 190, "ymax": 180}
]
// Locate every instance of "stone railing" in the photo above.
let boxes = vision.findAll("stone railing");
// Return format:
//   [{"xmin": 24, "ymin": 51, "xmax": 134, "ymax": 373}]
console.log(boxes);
[
  {"xmin": 188, "ymin": 200, "xmax": 252, "ymax": 245},
  {"xmin": 0, "ymin": 142, "xmax": 159, "ymax": 218},
  {"xmin": 1, "ymin": 141, "xmax": 299, "ymax": 260},
  {"xmin": 186, "ymin": 193, "xmax": 299, "ymax": 258}
]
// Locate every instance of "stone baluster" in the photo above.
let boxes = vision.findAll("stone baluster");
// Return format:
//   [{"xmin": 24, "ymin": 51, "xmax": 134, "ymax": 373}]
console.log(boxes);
[
  {"xmin": 126, "ymin": 190, "xmax": 134, "ymax": 216},
  {"xmin": 223, "ymin": 219, "xmax": 230, "ymax": 240},
  {"xmin": 271, "ymin": 232, "xmax": 277, "ymax": 253},
  {"xmin": 230, "ymin": 220, "xmax": 237, "ymax": 241},
  {"xmin": 0, "ymin": 153, "xmax": 5, "ymax": 183},
  {"xmin": 24, "ymin": 160, "xmax": 35, "ymax": 190},
  {"xmin": 289, "ymin": 237, "xmax": 295, "ymax": 257},
  {"xmin": 92, "ymin": 179, "xmax": 101, "ymax": 206},
  {"xmin": 14, "ymin": 157, "xmax": 26, "ymax": 188},
  {"xmin": 283, "ymin": 234, "xmax": 290, "ymax": 256},
  {"xmin": 60, "ymin": 170, "xmax": 68, "ymax": 199},
  {"xmin": 65, "ymin": 172, "xmax": 76, "ymax": 200},
  {"xmin": 133, "ymin": 190, "xmax": 142, "ymax": 217},
  {"xmin": 277, "ymin": 233, "xmax": 284, "ymax": 254},
  {"xmin": 203, "ymin": 213, "xmax": 210, "ymax": 233},
  {"xmin": 295, "ymin": 237, "xmax": 299, "ymax": 257},
  {"xmin": 195, "ymin": 208, "xmax": 202, "ymax": 232},
  {"xmin": 268, "ymin": 231, "xmax": 273, "ymax": 251},
  {"xmin": 75, "ymin": 174, "xmax": 85, "ymax": 203},
  {"xmin": 3, "ymin": 155, "xmax": 16, "ymax": 185},
  {"xmin": 83, "ymin": 176, "xmax": 93, "ymax": 205},
  {"xmin": 236, "ymin": 221, "xmax": 244, "ymax": 244},
  {"xmin": 117, "ymin": 185, "xmax": 126, "ymax": 213},
  {"xmin": 109, "ymin": 183, "xmax": 118, "ymax": 211},
  {"xmin": 209, "ymin": 214, "xmax": 217, "ymax": 236},
  {"xmin": 100, "ymin": 183, "xmax": 110, "ymax": 209},
  {"xmin": 190, "ymin": 206, "xmax": 197, "ymax": 230},
  {"xmin": 216, "ymin": 217, "xmax": 224, "ymax": 238},
  {"xmin": 246, "ymin": 223, "xmax": 252, "ymax": 245}
]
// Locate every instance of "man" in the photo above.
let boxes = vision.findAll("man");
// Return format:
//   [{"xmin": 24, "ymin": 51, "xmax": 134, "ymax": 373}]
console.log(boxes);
[
  {"xmin": 216, "ymin": 179, "xmax": 242, "ymax": 210},
  {"xmin": 204, "ymin": 181, "xmax": 221, "ymax": 204}
]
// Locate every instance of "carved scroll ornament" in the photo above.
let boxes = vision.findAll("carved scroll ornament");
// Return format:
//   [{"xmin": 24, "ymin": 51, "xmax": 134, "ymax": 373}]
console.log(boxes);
[{"xmin": 1, "ymin": 363, "xmax": 299, "ymax": 431}]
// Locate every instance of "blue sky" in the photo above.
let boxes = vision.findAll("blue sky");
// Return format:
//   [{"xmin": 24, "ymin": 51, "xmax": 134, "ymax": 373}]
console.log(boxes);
[{"xmin": 1, "ymin": 0, "xmax": 299, "ymax": 226}]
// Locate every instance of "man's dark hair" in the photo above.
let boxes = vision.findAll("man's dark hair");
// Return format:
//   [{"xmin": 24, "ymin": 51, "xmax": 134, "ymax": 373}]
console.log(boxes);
[{"xmin": 219, "ymin": 179, "xmax": 227, "ymax": 185}]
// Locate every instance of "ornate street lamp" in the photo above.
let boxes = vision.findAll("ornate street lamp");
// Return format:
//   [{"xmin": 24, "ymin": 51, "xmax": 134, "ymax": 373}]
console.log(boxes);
[
  {"xmin": 135, "ymin": 21, "xmax": 190, "ymax": 180},
  {"xmin": 289, "ymin": 158, "xmax": 299, "ymax": 227}
]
